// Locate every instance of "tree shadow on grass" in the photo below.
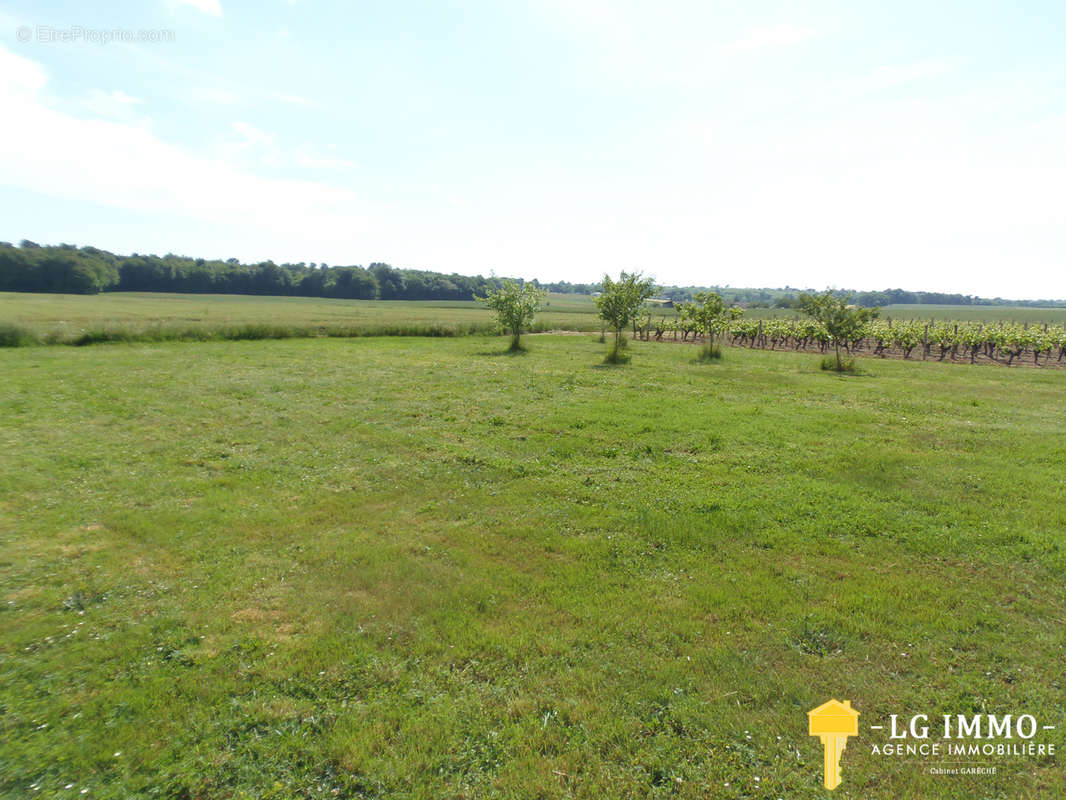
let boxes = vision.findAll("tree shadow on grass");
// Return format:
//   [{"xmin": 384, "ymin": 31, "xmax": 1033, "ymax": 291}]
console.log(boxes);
[
  {"xmin": 474, "ymin": 347, "xmax": 529, "ymax": 357},
  {"xmin": 817, "ymin": 357, "xmax": 875, "ymax": 378}
]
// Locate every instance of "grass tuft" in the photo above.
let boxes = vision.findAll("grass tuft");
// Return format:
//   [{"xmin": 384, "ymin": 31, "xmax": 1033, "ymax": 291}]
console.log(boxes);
[{"xmin": 0, "ymin": 323, "xmax": 39, "ymax": 347}]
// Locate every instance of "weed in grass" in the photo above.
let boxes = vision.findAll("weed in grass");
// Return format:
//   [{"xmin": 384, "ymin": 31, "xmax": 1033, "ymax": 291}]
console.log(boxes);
[
  {"xmin": 789, "ymin": 619, "xmax": 848, "ymax": 657},
  {"xmin": 0, "ymin": 322, "xmax": 38, "ymax": 347}
]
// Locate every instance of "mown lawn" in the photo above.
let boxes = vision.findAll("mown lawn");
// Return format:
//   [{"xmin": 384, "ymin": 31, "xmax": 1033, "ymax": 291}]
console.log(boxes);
[{"xmin": 1, "ymin": 335, "xmax": 1064, "ymax": 799}]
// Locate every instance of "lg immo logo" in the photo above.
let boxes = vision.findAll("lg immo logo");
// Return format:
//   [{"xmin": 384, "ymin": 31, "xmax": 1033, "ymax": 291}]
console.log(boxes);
[
  {"xmin": 808, "ymin": 700, "xmax": 859, "ymax": 789},
  {"xmin": 808, "ymin": 699, "xmax": 1058, "ymax": 790}
]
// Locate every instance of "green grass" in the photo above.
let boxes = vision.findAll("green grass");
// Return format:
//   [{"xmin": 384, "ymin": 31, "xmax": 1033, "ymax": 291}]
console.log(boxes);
[
  {"xmin": 0, "ymin": 292, "xmax": 602, "ymax": 344},
  {"xmin": 876, "ymin": 304, "xmax": 1066, "ymax": 324},
  {"xmin": 2, "ymin": 335, "xmax": 1066, "ymax": 799}
]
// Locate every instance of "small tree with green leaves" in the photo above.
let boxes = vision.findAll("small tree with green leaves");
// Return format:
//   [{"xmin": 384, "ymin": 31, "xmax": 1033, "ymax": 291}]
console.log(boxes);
[
  {"xmin": 682, "ymin": 291, "xmax": 744, "ymax": 360},
  {"xmin": 798, "ymin": 291, "xmax": 880, "ymax": 371},
  {"xmin": 478, "ymin": 281, "xmax": 546, "ymax": 351},
  {"xmin": 594, "ymin": 271, "xmax": 656, "ymax": 363}
]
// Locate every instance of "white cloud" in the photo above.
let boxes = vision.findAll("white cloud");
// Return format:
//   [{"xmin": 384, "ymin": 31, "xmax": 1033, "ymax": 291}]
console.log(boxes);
[
  {"xmin": 215, "ymin": 120, "xmax": 356, "ymax": 171},
  {"xmin": 115, "ymin": 45, "xmax": 320, "ymax": 109},
  {"xmin": 173, "ymin": 0, "xmax": 223, "ymax": 17},
  {"xmin": 182, "ymin": 85, "xmax": 315, "ymax": 109},
  {"xmin": 224, "ymin": 120, "xmax": 282, "ymax": 165},
  {"xmin": 1, "ymin": 44, "xmax": 46, "ymax": 97},
  {"xmin": 0, "ymin": 46, "xmax": 366, "ymax": 241},
  {"xmin": 77, "ymin": 89, "xmax": 144, "ymax": 121},
  {"xmin": 727, "ymin": 24, "xmax": 818, "ymax": 51},
  {"xmin": 95, "ymin": 89, "xmax": 141, "ymax": 106}
]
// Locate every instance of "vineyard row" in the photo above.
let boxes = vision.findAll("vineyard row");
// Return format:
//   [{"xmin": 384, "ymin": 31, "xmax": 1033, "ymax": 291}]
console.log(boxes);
[{"xmin": 634, "ymin": 317, "xmax": 1066, "ymax": 367}]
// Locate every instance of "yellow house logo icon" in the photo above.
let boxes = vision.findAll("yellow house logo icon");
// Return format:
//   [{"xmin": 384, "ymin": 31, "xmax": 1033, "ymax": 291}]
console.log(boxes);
[{"xmin": 809, "ymin": 699, "xmax": 859, "ymax": 790}]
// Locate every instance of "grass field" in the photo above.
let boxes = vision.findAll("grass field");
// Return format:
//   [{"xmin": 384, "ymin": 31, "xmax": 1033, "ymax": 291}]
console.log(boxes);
[
  {"xmin": 3, "ymin": 333, "xmax": 1065, "ymax": 798},
  {"xmin": 4, "ymin": 293, "xmax": 1066, "ymax": 348},
  {"xmin": 876, "ymin": 305, "xmax": 1066, "ymax": 324},
  {"xmin": 0, "ymin": 292, "xmax": 602, "ymax": 344}
]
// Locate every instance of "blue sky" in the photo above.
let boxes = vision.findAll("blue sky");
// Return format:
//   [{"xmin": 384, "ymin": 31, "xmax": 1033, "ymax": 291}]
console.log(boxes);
[{"xmin": 0, "ymin": 0, "xmax": 1063, "ymax": 298}]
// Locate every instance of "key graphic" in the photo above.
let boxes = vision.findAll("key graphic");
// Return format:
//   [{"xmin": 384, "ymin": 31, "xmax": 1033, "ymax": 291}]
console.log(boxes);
[{"xmin": 808, "ymin": 700, "xmax": 859, "ymax": 790}]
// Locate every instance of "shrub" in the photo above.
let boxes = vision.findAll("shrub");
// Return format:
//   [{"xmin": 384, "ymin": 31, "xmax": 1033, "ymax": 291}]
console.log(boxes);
[
  {"xmin": 477, "ymin": 281, "xmax": 546, "ymax": 351},
  {"xmin": 0, "ymin": 324, "xmax": 38, "ymax": 347}
]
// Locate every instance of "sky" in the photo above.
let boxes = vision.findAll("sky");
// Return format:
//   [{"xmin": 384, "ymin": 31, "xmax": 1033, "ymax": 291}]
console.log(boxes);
[{"xmin": 0, "ymin": 0, "xmax": 1063, "ymax": 299}]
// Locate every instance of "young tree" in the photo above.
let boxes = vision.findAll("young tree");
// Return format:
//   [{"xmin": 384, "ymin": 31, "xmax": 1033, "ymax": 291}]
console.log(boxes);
[
  {"xmin": 798, "ymin": 291, "xmax": 880, "ymax": 371},
  {"xmin": 477, "ymin": 280, "xmax": 546, "ymax": 351},
  {"xmin": 681, "ymin": 291, "xmax": 744, "ymax": 360},
  {"xmin": 595, "ymin": 271, "xmax": 656, "ymax": 363}
]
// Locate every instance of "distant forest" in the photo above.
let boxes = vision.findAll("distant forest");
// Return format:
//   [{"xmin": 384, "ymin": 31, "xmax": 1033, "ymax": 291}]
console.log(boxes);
[{"xmin": 1, "ymin": 240, "xmax": 1062, "ymax": 308}]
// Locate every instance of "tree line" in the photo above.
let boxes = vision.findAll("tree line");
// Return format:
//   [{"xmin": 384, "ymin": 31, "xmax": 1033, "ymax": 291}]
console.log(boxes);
[
  {"xmin": 1, "ymin": 240, "xmax": 1061, "ymax": 307},
  {"xmin": 774, "ymin": 287, "xmax": 1065, "ymax": 309},
  {"xmin": 0, "ymin": 241, "xmax": 547, "ymax": 301}
]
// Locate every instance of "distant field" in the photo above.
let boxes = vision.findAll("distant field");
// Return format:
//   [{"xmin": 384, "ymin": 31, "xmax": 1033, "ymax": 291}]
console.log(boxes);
[
  {"xmin": 876, "ymin": 304, "xmax": 1066, "ymax": 324},
  {"xmin": 3, "ymin": 292, "xmax": 1066, "ymax": 344},
  {"xmin": 0, "ymin": 291, "xmax": 602, "ymax": 341},
  {"xmin": 2, "ymin": 292, "xmax": 1063, "ymax": 331},
  {"xmin": 2, "ymin": 335, "xmax": 1065, "ymax": 798},
  {"xmin": 731, "ymin": 305, "xmax": 1066, "ymax": 323}
]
